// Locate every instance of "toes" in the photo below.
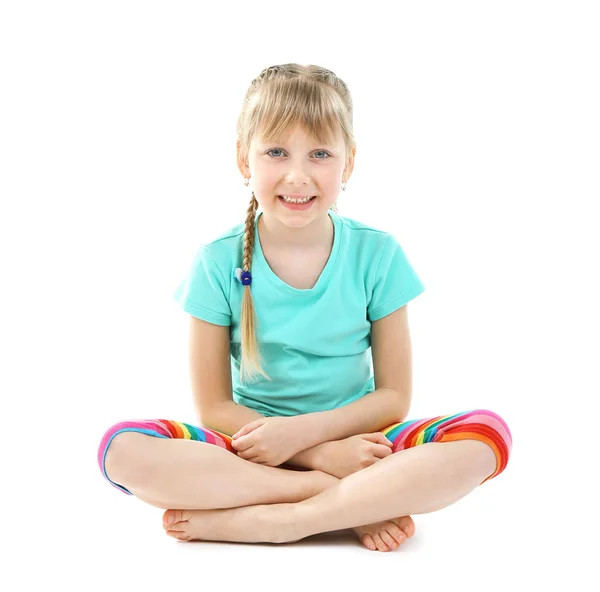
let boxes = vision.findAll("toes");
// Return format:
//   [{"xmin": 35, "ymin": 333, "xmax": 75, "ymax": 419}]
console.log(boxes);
[
  {"xmin": 379, "ymin": 530, "xmax": 400, "ymax": 550},
  {"xmin": 361, "ymin": 534, "xmax": 377, "ymax": 551},
  {"xmin": 163, "ymin": 522, "xmax": 186, "ymax": 532},
  {"xmin": 166, "ymin": 530, "xmax": 190, "ymax": 541},
  {"xmin": 393, "ymin": 516, "xmax": 415, "ymax": 538},
  {"xmin": 162, "ymin": 509, "xmax": 191, "ymax": 528},
  {"xmin": 372, "ymin": 533, "xmax": 389, "ymax": 552},
  {"xmin": 385, "ymin": 523, "xmax": 407, "ymax": 547}
]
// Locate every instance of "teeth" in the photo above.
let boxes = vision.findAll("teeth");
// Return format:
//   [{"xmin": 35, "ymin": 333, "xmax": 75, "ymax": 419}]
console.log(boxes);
[{"xmin": 280, "ymin": 195, "xmax": 314, "ymax": 203}]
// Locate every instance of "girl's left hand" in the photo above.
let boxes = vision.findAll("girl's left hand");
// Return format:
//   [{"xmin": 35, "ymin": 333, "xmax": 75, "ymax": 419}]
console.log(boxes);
[{"xmin": 231, "ymin": 416, "xmax": 308, "ymax": 467}]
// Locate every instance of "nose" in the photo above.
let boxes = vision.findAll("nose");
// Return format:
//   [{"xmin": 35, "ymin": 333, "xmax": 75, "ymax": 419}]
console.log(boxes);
[{"xmin": 285, "ymin": 163, "xmax": 311, "ymax": 186}]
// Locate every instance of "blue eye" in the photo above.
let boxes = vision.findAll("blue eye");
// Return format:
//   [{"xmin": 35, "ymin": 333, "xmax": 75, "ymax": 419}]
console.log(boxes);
[
  {"xmin": 266, "ymin": 149, "xmax": 331, "ymax": 160},
  {"xmin": 314, "ymin": 150, "xmax": 331, "ymax": 159}
]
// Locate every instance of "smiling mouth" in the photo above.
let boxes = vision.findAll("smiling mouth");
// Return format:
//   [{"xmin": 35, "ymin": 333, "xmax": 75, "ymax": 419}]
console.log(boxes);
[{"xmin": 278, "ymin": 195, "xmax": 317, "ymax": 203}]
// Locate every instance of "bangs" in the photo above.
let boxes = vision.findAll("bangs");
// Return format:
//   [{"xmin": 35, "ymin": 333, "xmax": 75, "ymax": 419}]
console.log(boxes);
[{"xmin": 248, "ymin": 77, "xmax": 345, "ymax": 147}]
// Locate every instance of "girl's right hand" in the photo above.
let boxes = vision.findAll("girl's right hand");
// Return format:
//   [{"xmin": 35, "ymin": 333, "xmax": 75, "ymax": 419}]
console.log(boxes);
[{"xmin": 315, "ymin": 433, "xmax": 394, "ymax": 479}]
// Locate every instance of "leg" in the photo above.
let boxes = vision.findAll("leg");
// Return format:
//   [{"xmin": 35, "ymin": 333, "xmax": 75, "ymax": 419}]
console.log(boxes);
[
  {"xmin": 290, "ymin": 439, "xmax": 496, "ymax": 539},
  {"xmin": 162, "ymin": 408, "xmax": 512, "ymax": 545},
  {"xmin": 288, "ymin": 407, "xmax": 513, "ymax": 539},
  {"xmin": 98, "ymin": 419, "xmax": 331, "ymax": 510},
  {"xmin": 157, "ymin": 440, "xmax": 496, "ymax": 544},
  {"xmin": 380, "ymin": 408, "xmax": 512, "ymax": 484}
]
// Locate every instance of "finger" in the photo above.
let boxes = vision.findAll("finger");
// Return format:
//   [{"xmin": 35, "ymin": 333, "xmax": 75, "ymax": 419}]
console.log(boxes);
[
  {"xmin": 362, "ymin": 433, "xmax": 393, "ymax": 446},
  {"xmin": 232, "ymin": 421, "xmax": 256, "ymax": 439},
  {"xmin": 373, "ymin": 444, "xmax": 394, "ymax": 458},
  {"xmin": 233, "ymin": 438, "xmax": 254, "ymax": 453},
  {"xmin": 235, "ymin": 442, "xmax": 256, "ymax": 456},
  {"xmin": 235, "ymin": 418, "xmax": 267, "ymax": 439},
  {"xmin": 359, "ymin": 433, "xmax": 378, "ymax": 440},
  {"xmin": 377, "ymin": 433, "xmax": 394, "ymax": 446},
  {"xmin": 232, "ymin": 424, "xmax": 251, "ymax": 439}
]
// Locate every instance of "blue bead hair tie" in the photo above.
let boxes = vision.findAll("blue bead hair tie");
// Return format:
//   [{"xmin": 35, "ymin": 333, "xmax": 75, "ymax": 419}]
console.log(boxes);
[{"xmin": 234, "ymin": 267, "xmax": 252, "ymax": 286}]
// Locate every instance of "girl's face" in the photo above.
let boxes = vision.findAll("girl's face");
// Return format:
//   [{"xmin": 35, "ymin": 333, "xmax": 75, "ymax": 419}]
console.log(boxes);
[{"xmin": 242, "ymin": 123, "xmax": 353, "ymax": 229}]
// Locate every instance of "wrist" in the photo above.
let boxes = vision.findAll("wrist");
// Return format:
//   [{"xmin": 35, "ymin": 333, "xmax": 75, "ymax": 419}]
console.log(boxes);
[
  {"xmin": 285, "ymin": 445, "xmax": 321, "ymax": 470},
  {"xmin": 292, "ymin": 412, "xmax": 329, "ymax": 450}
]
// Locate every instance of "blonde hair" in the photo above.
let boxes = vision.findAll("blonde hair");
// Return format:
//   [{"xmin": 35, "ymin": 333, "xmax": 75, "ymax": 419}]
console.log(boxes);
[{"xmin": 235, "ymin": 63, "xmax": 356, "ymax": 384}]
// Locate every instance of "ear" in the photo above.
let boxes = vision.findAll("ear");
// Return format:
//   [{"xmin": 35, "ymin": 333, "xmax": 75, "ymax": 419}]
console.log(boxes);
[
  {"xmin": 236, "ymin": 140, "xmax": 250, "ymax": 179},
  {"xmin": 344, "ymin": 145, "xmax": 356, "ymax": 181}
]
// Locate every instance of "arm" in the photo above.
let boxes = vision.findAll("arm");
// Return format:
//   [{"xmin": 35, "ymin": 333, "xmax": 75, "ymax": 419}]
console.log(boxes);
[
  {"xmin": 289, "ymin": 387, "xmax": 408, "ymax": 450},
  {"xmin": 201, "ymin": 400, "xmax": 265, "ymax": 436},
  {"xmin": 274, "ymin": 388, "xmax": 407, "ymax": 471},
  {"xmin": 202, "ymin": 391, "xmax": 405, "ymax": 471}
]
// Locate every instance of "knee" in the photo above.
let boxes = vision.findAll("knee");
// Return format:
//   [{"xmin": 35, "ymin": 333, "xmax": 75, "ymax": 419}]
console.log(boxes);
[
  {"xmin": 473, "ymin": 408, "xmax": 512, "ymax": 447},
  {"xmin": 104, "ymin": 431, "xmax": 156, "ymax": 489},
  {"xmin": 466, "ymin": 408, "xmax": 512, "ymax": 473}
]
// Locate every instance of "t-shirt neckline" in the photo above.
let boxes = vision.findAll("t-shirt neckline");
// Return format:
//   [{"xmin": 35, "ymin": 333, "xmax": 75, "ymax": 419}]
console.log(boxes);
[{"xmin": 253, "ymin": 210, "xmax": 341, "ymax": 296}]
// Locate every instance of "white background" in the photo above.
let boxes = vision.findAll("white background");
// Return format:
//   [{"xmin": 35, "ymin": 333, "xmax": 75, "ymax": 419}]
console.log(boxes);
[{"xmin": 2, "ymin": 1, "xmax": 598, "ymax": 590}]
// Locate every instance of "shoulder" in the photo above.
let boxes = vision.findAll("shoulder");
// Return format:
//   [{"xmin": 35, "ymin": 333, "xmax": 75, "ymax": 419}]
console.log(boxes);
[
  {"xmin": 335, "ymin": 210, "xmax": 388, "ymax": 235},
  {"xmin": 193, "ymin": 217, "xmax": 251, "ymax": 268},
  {"xmin": 204, "ymin": 219, "xmax": 246, "ymax": 250},
  {"xmin": 334, "ymin": 210, "xmax": 395, "ymax": 254},
  {"xmin": 175, "ymin": 219, "xmax": 248, "ymax": 299}
]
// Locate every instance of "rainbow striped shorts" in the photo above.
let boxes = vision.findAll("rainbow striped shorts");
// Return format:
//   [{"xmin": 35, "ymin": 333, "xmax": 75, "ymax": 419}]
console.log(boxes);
[{"xmin": 98, "ymin": 408, "xmax": 512, "ymax": 495}]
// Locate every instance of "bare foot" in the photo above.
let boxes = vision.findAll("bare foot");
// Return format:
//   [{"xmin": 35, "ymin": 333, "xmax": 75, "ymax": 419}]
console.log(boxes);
[
  {"xmin": 162, "ymin": 503, "xmax": 414, "ymax": 552},
  {"xmin": 352, "ymin": 516, "xmax": 415, "ymax": 552},
  {"xmin": 162, "ymin": 503, "xmax": 297, "ymax": 544}
]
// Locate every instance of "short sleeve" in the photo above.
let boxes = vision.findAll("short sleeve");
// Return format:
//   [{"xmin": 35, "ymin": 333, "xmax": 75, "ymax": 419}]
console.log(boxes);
[
  {"xmin": 367, "ymin": 235, "xmax": 425, "ymax": 322},
  {"xmin": 172, "ymin": 245, "xmax": 232, "ymax": 326}
]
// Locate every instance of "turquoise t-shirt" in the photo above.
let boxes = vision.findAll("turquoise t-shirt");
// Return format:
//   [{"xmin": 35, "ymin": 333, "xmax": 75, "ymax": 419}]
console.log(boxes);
[{"xmin": 172, "ymin": 210, "xmax": 425, "ymax": 417}]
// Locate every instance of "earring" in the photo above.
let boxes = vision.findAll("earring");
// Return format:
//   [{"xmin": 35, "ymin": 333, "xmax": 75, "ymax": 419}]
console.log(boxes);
[
  {"xmin": 342, "ymin": 181, "xmax": 347, "ymax": 191},
  {"xmin": 244, "ymin": 177, "xmax": 250, "ymax": 186}
]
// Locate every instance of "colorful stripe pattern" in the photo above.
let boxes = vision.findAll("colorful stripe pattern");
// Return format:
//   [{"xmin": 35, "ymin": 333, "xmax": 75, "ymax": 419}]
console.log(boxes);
[
  {"xmin": 380, "ymin": 408, "xmax": 512, "ymax": 484},
  {"xmin": 97, "ymin": 419, "xmax": 235, "ymax": 495},
  {"xmin": 98, "ymin": 408, "xmax": 511, "ymax": 495}
]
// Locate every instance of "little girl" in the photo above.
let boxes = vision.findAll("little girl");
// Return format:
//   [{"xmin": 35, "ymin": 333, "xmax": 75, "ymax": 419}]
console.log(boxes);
[{"xmin": 97, "ymin": 63, "xmax": 512, "ymax": 552}]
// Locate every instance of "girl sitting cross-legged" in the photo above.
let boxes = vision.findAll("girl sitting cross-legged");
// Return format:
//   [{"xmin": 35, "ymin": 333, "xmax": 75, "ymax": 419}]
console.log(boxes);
[{"xmin": 97, "ymin": 63, "xmax": 512, "ymax": 552}]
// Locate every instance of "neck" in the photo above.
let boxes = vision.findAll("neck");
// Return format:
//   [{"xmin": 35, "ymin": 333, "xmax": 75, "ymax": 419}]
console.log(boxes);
[{"xmin": 257, "ymin": 211, "xmax": 334, "ymax": 250}]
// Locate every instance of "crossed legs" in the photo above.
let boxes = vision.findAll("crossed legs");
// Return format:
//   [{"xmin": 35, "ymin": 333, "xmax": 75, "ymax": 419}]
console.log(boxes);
[
  {"xmin": 98, "ymin": 409, "xmax": 512, "ymax": 545},
  {"xmin": 159, "ymin": 438, "xmax": 497, "ymax": 545}
]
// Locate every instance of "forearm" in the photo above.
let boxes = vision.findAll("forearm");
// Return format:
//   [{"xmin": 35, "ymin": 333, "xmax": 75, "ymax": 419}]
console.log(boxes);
[
  {"xmin": 282, "ymin": 444, "xmax": 324, "ymax": 470},
  {"xmin": 200, "ymin": 389, "xmax": 407, "ymax": 471},
  {"xmin": 295, "ymin": 387, "xmax": 409, "ymax": 448},
  {"xmin": 201, "ymin": 401, "xmax": 265, "ymax": 437}
]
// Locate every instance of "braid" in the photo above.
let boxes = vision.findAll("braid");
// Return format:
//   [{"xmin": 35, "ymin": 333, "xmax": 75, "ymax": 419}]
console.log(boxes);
[
  {"xmin": 242, "ymin": 193, "xmax": 259, "ymax": 273},
  {"xmin": 239, "ymin": 192, "xmax": 271, "ymax": 384}
]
